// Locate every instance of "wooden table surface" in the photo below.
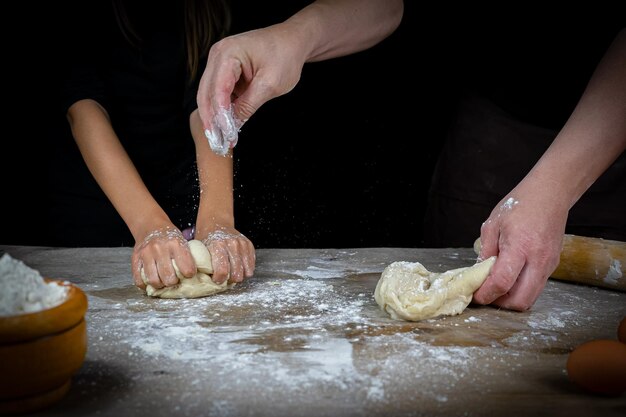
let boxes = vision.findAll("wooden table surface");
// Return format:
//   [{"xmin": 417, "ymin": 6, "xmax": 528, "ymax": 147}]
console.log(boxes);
[{"xmin": 2, "ymin": 245, "xmax": 625, "ymax": 417}]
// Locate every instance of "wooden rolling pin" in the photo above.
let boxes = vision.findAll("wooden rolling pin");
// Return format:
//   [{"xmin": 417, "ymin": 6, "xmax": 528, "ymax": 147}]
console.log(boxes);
[{"xmin": 473, "ymin": 234, "xmax": 626, "ymax": 292}]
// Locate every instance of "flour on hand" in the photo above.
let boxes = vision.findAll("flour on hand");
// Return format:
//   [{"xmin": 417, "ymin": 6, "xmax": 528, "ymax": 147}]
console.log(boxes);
[
  {"xmin": 204, "ymin": 105, "xmax": 241, "ymax": 156},
  {"xmin": 374, "ymin": 256, "xmax": 496, "ymax": 321}
]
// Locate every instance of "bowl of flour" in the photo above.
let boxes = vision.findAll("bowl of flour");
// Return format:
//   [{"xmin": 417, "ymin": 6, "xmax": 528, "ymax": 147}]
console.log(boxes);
[{"xmin": 0, "ymin": 253, "xmax": 88, "ymax": 414}]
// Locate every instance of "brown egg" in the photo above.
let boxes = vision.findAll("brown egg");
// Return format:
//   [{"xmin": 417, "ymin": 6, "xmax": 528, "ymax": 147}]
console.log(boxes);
[
  {"xmin": 619, "ymin": 316, "xmax": 626, "ymax": 344},
  {"xmin": 566, "ymin": 339, "xmax": 626, "ymax": 395}
]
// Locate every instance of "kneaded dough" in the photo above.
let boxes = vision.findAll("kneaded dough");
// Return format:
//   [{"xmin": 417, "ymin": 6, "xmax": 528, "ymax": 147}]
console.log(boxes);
[
  {"xmin": 374, "ymin": 256, "xmax": 496, "ymax": 321},
  {"xmin": 141, "ymin": 240, "xmax": 234, "ymax": 299}
]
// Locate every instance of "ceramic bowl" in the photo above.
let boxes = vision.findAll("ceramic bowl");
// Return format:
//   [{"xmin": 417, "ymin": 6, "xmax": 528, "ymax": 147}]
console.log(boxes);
[{"xmin": 0, "ymin": 280, "xmax": 88, "ymax": 414}]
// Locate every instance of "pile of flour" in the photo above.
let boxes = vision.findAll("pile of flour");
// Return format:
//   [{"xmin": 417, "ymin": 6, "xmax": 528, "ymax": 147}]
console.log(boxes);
[{"xmin": 0, "ymin": 253, "xmax": 68, "ymax": 316}]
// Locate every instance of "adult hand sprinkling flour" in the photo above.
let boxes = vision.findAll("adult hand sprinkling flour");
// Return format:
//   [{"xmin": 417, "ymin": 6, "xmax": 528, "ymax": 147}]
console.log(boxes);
[
  {"xmin": 57, "ymin": 0, "xmax": 403, "ymax": 294},
  {"xmin": 197, "ymin": 0, "xmax": 404, "ymax": 155},
  {"xmin": 471, "ymin": 29, "xmax": 626, "ymax": 311}
]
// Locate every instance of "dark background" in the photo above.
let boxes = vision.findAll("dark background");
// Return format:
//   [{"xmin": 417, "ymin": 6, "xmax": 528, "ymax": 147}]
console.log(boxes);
[
  {"xmin": 2, "ymin": 2, "xmax": 623, "ymax": 248},
  {"xmin": 228, "ymin": 1, "xmax": 448, "ymax": 248}
]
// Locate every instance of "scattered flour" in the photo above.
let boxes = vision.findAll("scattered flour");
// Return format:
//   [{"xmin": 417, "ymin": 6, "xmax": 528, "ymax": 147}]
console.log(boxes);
[
  {"xmin": 87, "ymin": 275, "xmax": 526, "ymax": 414},
  {"xmin": 501, "ymin": 197, "xmax": 519, "ymax": 210},
  {"xmin": 0, "ymin": 253, "xmax": 68, "ymax": 316},
  {"xmin": 528, "ymin": 313, "xmax": 566, "ymax": 330},
  {"xmin": 292, "ymin": 266, "xmax": 341, "ymax": 279},
  {"xmin": 604, "ymin": 259, "xmax": 622, "ymax": 285},
  {"xmin": 77, "ymin": 259, "xmax": 626, "ymax": 417}
]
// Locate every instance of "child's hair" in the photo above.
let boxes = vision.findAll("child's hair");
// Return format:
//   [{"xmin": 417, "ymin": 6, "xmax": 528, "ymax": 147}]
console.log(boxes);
[{"xmin": 112, "ymin": 0, "xmax": 231, "ymax": 80}]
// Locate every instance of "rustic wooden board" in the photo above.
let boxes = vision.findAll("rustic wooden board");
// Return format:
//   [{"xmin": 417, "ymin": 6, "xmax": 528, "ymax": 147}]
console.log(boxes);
[{"xmin": 2, "ymin": 245, "xmax": 625, "ymax": 417}]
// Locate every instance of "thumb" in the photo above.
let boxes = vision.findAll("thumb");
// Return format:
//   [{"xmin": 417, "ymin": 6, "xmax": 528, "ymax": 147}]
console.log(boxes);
[{"xmin": 196, "ymin": 66, "xmax": 236, "ymax": 132}]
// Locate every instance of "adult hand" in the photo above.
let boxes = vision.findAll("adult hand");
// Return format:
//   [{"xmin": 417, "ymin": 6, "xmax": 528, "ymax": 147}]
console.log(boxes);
[
  {"xmin": 473, "ymin": 186, "xmax": 569, "ymax": 311},
  {"xmin": 474, "ymin": 29, "xmax": 626, "ymax": 311},
  {"xmin": 196, "ymin": 0, "xmax": 403, "ymax": 154},
  {"xmin": 197, "ymin": 25, "xmax": 307, "ymax": 152},
  {"xmin": 200, "ymin": 226, "xmax": 256, "ymax": 285},
  {"xmin": 131, "ymin": 226, "xmax": 196, "ymax": 290}
]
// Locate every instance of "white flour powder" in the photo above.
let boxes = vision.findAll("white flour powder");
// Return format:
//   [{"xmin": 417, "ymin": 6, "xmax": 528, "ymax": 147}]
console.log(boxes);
[{"xmin": 0, "ymin": 253, "xmax": 68, "ymax": 316}]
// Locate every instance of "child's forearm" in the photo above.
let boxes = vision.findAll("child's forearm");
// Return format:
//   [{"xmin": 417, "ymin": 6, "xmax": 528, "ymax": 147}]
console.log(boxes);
[
  {"xmin": 67, "ymin": 99, "xmax": 172, "ymax": 241},
  {"xmin": 189, "ymin": 110, "xmax": 235, "ymax": 237}
]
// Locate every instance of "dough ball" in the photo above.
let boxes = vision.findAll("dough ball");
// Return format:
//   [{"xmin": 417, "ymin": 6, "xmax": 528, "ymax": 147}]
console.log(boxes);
[
  {"xmin": 374, "ymin": 256, "xmax": 496, "ymax": 321},
  {"xmin": 187, "ymin": 239, "xmax": 213, "ymax": 275},
  {"xmin": 141, "ymin": 240, "xmax": 233, "ymax": 299}
]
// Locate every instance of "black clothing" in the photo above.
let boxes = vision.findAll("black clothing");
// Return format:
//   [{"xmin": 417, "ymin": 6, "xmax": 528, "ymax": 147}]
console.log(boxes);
[
  {"xmin": 47, "ymin": 2, "xmax": 202, "ymax": 246},
  {"xmin": 425, "ymin": 21, "xmax": 626, "ymax": 247}
]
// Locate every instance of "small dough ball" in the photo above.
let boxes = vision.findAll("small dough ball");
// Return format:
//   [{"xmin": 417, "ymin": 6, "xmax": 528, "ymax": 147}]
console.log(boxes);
[
  {"xmin": 473, "ymin": 238, "xmax": 482, "ymax": 256},
  {"xmin": 187, "ymin": 239, "xmax": 213, "ymax": 275},
  {"xmin": 566, "ymin": 339, "xmax": 626, "ymax": 395},
  {"xmin": 619, "ymin": 316, "xmax": 626, "ymax": 344},
  {"xmin": 141, "ymin": 240, "xmax": 213, "ymax": 284},
  {"xmin": 142, "ymin": 240, "xmax": 231, "ymax": 299}
]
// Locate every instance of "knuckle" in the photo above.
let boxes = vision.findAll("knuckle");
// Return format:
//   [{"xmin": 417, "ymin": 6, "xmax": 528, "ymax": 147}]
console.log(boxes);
[
  {"xmin": 472, "ymin": 292, "xmax": 489, "ymax": 305},
  {"xmin": 162, "ymin": 272, "xmax": 179, "ymax": 286},
  {"xmin": 504, "ymin": 299, "xmax": 534, "ymax": 312},
  {"xmin": 214, "ymin": 262, "xmax": 228, "ymax": 277},
  {"xmin": 148, "ymin": 276, "xmax": 163, "ymax": 289},
  {"xmin": 212, "ymin": 274, "xmax": 226, "ymax": 284},
  {"xmin": 211, "ymin": 38, "xmax": 232, "ymax": 54},
  {"xmin": 182, "ymin": 264, "xmax": 196, "ymax": 277},
  {"xmin": 516, "ymin": 300, "xmax": 534, "ymax": 311},
  {"xmin": 235, "ymin": 99, "xmax": 257, "ymax": 119},
  {"xmin": 212, "ymin": 240, "xmax": 227, "ymax": 251},
  {"xmin": 132, "ymin": 274, "xmax": 143, "ymax": 288},
  {"xmin": 480, "ymin": 219, "xmax": 493, "ymax": 233},
  {"xmin": 489, "ymin": 277, "xmax": 511, "ymax": 295},
  {"xmin": 262, "ymin": 79, "xmax": 283, "ymax": 98},
  {"xmin": 528, "ymin": 246, "xmax": 560, "ymax": 273}
]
